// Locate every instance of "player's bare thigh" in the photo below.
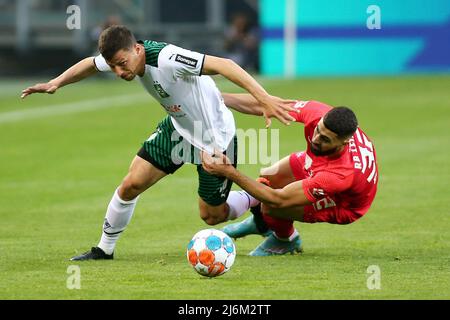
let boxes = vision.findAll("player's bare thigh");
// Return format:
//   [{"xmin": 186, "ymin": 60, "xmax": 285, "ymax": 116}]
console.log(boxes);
[
  {"xmin": 259, "ymin": 155, "xmax": 297, "ymax": 188},
  {"xmin": 260, "ymin": 155, "xmax": 305, "ymax": 222},
  {"xmin": 119, "ymin": 155, "xmax": 167, "ymax": 201}
]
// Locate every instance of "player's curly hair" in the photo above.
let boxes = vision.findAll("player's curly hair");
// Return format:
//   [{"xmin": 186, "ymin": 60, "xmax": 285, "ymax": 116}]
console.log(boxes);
[
  {"xmin": 323, "ymin": 106, "xmax": 358, "ymax": 139},
  {"xmin": 98, "ymin": 25, "xmax": 136, "ymax": 61}
]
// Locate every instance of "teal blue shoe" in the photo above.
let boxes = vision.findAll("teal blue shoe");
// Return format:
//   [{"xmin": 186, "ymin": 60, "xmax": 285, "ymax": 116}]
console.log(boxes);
[
  {"xmin": 222, "ymin": 215, "xmax": 272, "ymax": 239},
  {"xmin": 249, "ymin": 233, "xmax": 303, "ymax": 256}
]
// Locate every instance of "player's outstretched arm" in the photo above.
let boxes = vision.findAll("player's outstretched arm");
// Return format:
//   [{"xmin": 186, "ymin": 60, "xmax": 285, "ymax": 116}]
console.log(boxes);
[
  {"xmin": 222, "ymin": 93, "xmax": 263, "ymax": 115},
  {"xmin": 202, "ymin": 56, "xmax": 296, "ymax": 127},
  {"xmin": 201, "ymin": 151, "xmax": 311, "ymax": 208},
  {"xmin": 222, "ymin": 93, "xmax": 296, "ymax": 117},
  {"xmin": 21, "ymin": 57, "xmax": 98, "ymax": 99}
]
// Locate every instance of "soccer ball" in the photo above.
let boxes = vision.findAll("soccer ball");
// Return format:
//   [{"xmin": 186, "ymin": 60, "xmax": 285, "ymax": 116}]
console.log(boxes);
[{"xmin": 187, "ymin": 228, "xmax": 236, "ymax": 277}]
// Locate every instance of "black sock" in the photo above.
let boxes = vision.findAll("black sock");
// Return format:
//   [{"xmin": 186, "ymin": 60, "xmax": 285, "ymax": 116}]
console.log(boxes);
[{"xmin": 250, "ymin": 204, "xmax": 270, "ymax": 233}]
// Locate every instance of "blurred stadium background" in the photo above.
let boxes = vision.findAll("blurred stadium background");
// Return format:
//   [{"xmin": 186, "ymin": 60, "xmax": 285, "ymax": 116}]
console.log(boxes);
[
  {"xmin": 1, "ymin": 0, "xmax": 259, "ymax": 76},
  {"xmin": 1, "ymin": 0, "xmax": 449, "ymax": 300},
  {"xmin": 1, "ymin": 0, "xmax": 449, "ymax": 76}
]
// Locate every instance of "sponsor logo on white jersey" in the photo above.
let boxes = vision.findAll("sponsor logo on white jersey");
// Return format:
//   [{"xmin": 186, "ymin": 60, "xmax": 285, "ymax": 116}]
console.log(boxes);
[{"xmin": 175, "ymin": 54, "xmax": 198, "ymax": 67}]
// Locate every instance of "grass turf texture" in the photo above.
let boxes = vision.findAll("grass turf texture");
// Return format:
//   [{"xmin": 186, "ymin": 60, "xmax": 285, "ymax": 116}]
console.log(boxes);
[{"xmin": 0, "ymin": 75, "xmax": 449, "ymax": 299}]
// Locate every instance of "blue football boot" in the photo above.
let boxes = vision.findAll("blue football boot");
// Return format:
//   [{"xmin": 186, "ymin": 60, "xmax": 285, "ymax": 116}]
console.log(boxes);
[
  {"xmin": 249, "ymin": 233, "xmax": 303, "ymax": 256},
  {"xmin": 222, "ymin": 204, "xmax": 272, "ymax": 239},
  {"xmin": 222, "ymin": 215, "xmax": 272, "ymax": 239}
]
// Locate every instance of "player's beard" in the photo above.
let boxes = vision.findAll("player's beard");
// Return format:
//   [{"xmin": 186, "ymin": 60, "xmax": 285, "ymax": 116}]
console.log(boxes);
[
  {"xmin": 121, "ymin": 73, "xmax": 135, "ymax": 81},
  {"xmin": 310, "ymin": 142, "xmax": 338, "ymax": 156}
]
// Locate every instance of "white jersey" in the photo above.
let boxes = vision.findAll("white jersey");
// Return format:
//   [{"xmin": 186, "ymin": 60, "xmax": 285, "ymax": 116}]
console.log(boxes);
[{"xmin": 94, "ymin": 41, "xmax": 236, "ymax": 153}]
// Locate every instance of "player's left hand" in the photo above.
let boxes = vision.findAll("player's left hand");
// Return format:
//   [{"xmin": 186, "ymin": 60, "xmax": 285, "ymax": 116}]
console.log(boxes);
[
  {"xmin": 260, "ymin": 96, "xmax": 297, "ymax": 127},
  {"xmin": 201, "ymin": 150, "xmax": 233, "ymax": 177}
]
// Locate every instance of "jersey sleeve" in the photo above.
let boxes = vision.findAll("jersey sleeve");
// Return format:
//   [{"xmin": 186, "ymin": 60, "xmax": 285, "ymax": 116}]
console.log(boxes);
[
  {"xmin": 289, "ymin": 100, "xmax": 332, "ymax": 126},
  {"xmin": 93, "ymin": 54, "xmax": 112, "ymax": 72},
  {"xmin": 158, "ymin": 44, "xmax": 205, "ymax": 78},
  {"xmin": 301, "ymin": 171, "xmax": 353, "ymax": 203}
]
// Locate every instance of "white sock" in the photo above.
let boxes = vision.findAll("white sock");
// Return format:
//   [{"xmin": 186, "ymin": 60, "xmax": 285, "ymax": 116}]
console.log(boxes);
[
  {"xmin": 226, "ymin": 190, "xmax": 260, "ymax": 221},
  {"xmin": 97, "ymin": 188, "xmax": 139, "ymax": 255}
]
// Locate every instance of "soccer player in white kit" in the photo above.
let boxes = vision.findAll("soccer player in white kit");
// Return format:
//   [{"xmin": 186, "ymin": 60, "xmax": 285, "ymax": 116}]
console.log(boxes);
[{"xmin": 21, "ymin": 25, "xmax": 295, "ymax": 260}]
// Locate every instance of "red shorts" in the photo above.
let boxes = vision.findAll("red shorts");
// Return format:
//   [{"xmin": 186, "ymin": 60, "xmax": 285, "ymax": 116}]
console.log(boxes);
[{"xmin": 289, "ymin": 152, "xmax": 362, "ymax": 225}]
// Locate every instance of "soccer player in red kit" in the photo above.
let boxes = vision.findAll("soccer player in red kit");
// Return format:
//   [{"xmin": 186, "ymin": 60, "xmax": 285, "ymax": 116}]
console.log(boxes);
[{"xmin": 201, "ymin": 98, "xmax": 378, "ymax": 255}]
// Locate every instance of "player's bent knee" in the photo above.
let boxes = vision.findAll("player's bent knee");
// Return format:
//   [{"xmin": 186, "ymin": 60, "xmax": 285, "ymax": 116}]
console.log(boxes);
[
  {"xmin": 259, "ymin": 167, "xmax": 280, "ymax": 185},
  {"xmin": 199, "ymin": 206, "xmax": 209, "ymax": 221},
  {"xmin": 199, "ymin": 201, "xmax": 227, "ymax": 225},
  {"xmin": 259, "ymin": 167, "xmax": 273, "ymax": 179},
  {"xmin": 199, "ymin": 210, "xmax": 224, "ymax": 226},
  {"xmin": 203, "ymin": 217, "xmax": 220, "ymax": 226}
]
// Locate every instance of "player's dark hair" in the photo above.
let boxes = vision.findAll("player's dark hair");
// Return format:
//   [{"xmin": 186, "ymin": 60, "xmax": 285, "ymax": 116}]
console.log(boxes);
[
  {"xmin": 323, "ymin": 106, "xmax": 358, "ymax": 139},
  {"xmin": 98, "ymin": 25, "xmax": 136, "ymax": 61}
]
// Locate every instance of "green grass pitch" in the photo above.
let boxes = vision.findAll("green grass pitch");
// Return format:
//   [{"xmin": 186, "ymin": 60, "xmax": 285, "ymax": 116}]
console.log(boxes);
[{"xmin": 0, "ymin": 74, "xmax": 449, "ymax": 299}]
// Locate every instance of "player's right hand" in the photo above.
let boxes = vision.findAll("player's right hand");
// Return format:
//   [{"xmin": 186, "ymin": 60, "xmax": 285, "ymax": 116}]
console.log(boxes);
[
  {"xmin": 261, "ymin": 95, "xmax": 297, "ymax": 127},
  {"xmin": 21, "ymin": 82, "xmax": 58, "ymax": 99},
  {"xmin": 201, "ymin": 150, "xmax": 233, "ymax": 177}
]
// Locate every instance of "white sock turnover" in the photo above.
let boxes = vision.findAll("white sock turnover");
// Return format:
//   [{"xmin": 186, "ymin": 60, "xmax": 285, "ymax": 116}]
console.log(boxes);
[{"xmin": 226, "ymin": 190, "xmax": 260, "ymax": 221}]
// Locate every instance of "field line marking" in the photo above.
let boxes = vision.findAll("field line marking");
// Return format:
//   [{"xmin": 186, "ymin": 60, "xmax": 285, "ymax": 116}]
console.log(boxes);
[{"xmin": 0, "ymin": 93, "xmax": 146, "ymax": 124}]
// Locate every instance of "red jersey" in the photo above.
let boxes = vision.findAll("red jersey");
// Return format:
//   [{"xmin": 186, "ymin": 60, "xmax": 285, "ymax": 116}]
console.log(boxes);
[{"xmin": 289, "ymin": 100, "xmax": 378, "ymax": 220}]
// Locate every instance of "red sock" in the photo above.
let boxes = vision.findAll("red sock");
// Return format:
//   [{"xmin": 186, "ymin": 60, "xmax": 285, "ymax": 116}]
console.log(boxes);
[{"xmin": 262, "ymin": 214, "xmax": 294, "ymax": 239}]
